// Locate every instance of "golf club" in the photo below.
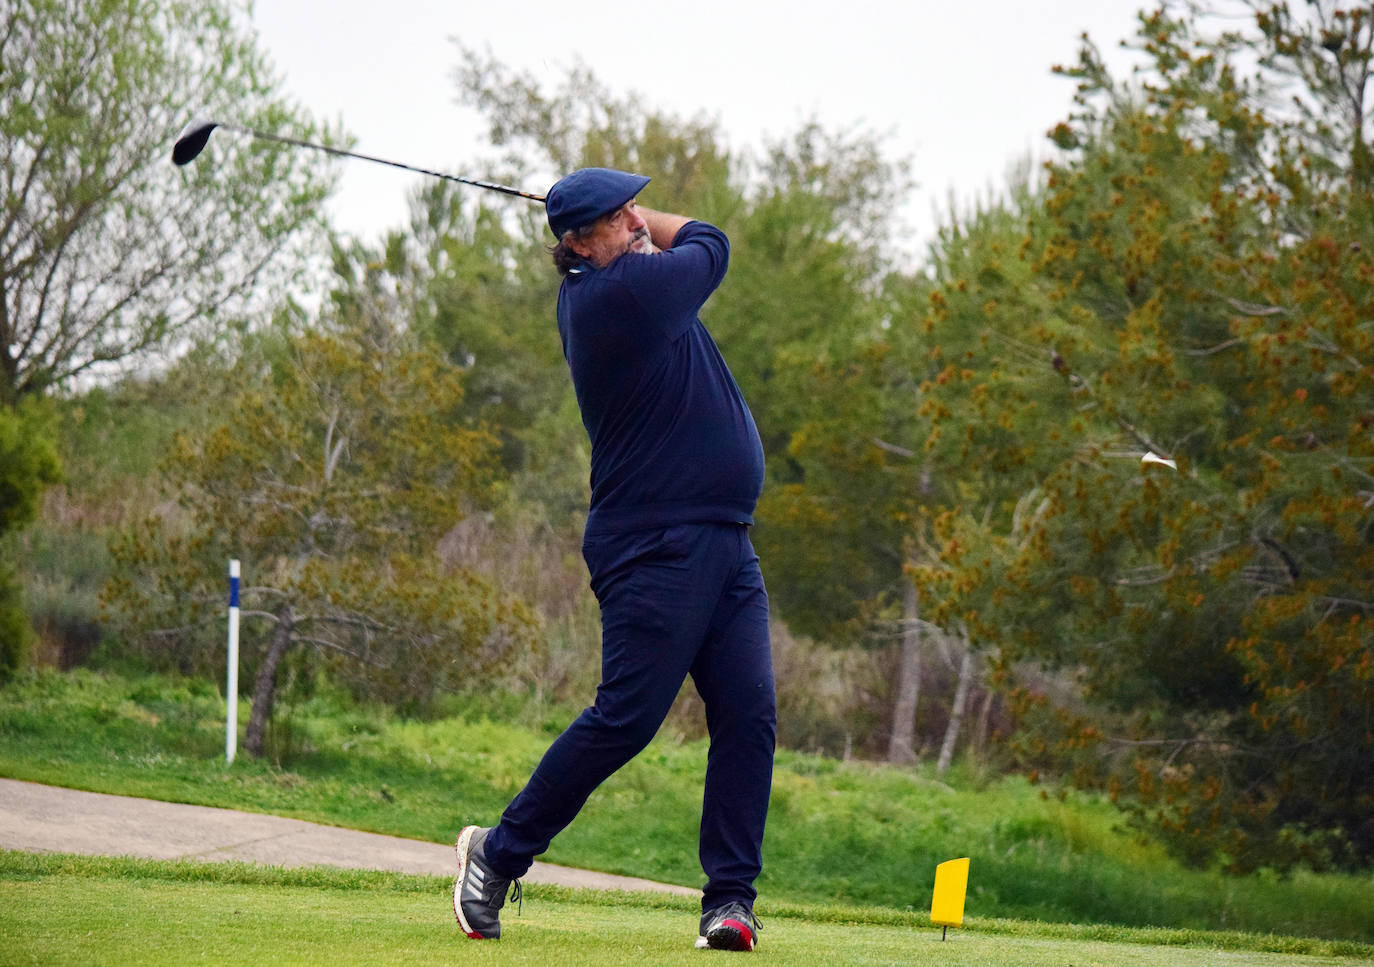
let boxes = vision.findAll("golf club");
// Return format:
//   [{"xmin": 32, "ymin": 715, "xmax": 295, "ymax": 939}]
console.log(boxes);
[{"xmin": 172, "ymin": 118, "xmax": 547, "ymax": 203}]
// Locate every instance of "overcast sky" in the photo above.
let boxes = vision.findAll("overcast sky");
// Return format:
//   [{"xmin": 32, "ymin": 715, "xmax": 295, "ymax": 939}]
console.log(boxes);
[{"xmin": 251, "ymin": 0, "xmax": 1149, "ymax": 258}]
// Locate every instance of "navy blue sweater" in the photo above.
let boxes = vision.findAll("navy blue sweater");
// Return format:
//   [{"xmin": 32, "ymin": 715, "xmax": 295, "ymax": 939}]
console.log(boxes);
[{"xmin": 557, "ymin": 221, "xmax": 764, "ymax": 538}]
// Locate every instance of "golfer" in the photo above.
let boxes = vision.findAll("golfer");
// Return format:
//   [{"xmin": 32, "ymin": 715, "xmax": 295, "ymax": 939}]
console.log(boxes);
[{"xmin": 453, "ymin": 167, "xmax": 776, "ymax": 952}]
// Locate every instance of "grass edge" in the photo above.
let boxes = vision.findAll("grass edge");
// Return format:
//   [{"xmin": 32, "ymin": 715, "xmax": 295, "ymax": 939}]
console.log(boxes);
[{"xmin": 4, "ymin": 849, "xmax": 1372, "ymax": 960}]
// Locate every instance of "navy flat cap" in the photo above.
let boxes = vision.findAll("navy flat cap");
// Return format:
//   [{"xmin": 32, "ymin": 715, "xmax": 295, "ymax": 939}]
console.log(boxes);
[{"xmin": 545, "ymin": 167, "xmax": 651, "ymax": 238}]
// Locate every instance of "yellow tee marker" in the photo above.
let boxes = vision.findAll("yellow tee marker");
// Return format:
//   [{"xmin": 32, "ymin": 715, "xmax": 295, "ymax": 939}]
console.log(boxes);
[{"xmin": 931, "ymin": 857, "xmax": 970, "ymax": 940}]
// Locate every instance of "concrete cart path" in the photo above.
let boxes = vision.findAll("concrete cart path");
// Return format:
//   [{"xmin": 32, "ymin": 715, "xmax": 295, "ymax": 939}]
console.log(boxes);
[{"xmin": 0, "ymin": 777, "xmax": 696, "ymax": 897}]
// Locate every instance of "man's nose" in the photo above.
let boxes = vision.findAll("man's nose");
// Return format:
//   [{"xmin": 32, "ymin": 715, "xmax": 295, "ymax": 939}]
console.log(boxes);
[{"xmin": 628, "ymin": 209, "xmax": 647, "ymax": 230}]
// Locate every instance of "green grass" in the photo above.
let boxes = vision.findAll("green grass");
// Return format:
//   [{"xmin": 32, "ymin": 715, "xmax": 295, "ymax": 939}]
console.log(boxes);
[
  {"xmin": 3, "ymin": 852, "xmax": 1371, "ymax": 966},
  {"xmin": 2, "ymin": 668, "xmax": 1373, "ymax": 947}
]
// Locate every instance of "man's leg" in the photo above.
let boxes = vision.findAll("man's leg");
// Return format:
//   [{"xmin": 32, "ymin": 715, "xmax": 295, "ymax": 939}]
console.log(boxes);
[
  {"xmin": 691, "ymin": 527, "xmax": 776, "ymax": 912},
  {"xmin": 482, "ymin": 525, "xmax": 728, "ymax": 878}
]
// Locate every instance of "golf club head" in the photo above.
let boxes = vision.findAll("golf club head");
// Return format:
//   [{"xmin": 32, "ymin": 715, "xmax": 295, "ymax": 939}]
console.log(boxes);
[{"xmin": 172, "ymin": 119, "xmax": 221, "ymax": 165}]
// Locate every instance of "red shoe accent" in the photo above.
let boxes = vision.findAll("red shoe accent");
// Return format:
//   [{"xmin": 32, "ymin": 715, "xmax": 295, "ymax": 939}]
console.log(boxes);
[{"xmin": 720, "ymin": 919, "xmax": 755, "ymax": 951}]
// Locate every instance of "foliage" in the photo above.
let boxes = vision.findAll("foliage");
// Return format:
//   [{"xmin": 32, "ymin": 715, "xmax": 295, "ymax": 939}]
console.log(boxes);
[
  {"xmin": 0, "ymin": 0, "xmax": 336, "ymax": 403},
  {"xmin": 335, "ymin": 187, "xmax": 586, "ymax": 526},
  {"xmin": 104, "ymin": 305, "xmax": 539, "ymax": 749},
  {"xmin": 0, "ymin": 403, "xmax": 61, "ymax": 535},
  {"xmin": 452, "ymin": 45, "xmax": 744, "ymax": 219},
  {"xmin": 728, "ymin": 191, "xmax": 916, "ymax": 643},
  {"xmin": 0, "ymin": 561, "xmax": 36, "ymax": 683},
  {"xmin": 0, "ymin": 402, "xmax": 62, "ymax": 679},
  {"xmin": 7, "ymin": 342, "xmax": 261, "ymax": 674},
  {"xmin": 916, "ymin": 2, "xmax": 1374, "ymax": 872}
]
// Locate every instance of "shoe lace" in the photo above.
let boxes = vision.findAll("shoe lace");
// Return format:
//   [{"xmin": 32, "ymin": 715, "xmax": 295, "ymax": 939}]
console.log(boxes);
[
  {"xmin": 476, "ymin": 867, "xmax": 523, "ymax": 917},
  {"xmin": 714, "ymin": 901, "xmax": 761, "ymax": 933}
]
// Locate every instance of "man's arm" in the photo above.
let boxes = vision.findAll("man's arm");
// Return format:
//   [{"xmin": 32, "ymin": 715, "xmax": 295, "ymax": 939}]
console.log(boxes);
[{"xmin": 639, "ymin": 207, "xmax": 693, "ymax": 250}]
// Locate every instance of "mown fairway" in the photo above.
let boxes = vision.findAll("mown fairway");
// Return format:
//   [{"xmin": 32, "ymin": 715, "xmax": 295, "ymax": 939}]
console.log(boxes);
[{"xmin": 3, "ymin": 854, "xmax": 1371, "ymax": 967}]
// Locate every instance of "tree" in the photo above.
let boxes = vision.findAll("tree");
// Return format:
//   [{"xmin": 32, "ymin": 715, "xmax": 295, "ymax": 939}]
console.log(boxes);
[
  {"xmin": 753, "ymin": 325, "xmax": 946, "ymax": 763},
  {"xmin": 342, "ymin": 183, "xmax": 584, "ymax": 524},
  {"xmin": 918, "ymin": 2, "xmax": 1374, "ymax": 871},
  {"xmin": 0, "ymin": 0, "xmax": 336, "ymax": 403},
  {"xmin": 0, "ymin": 402, "xmax": 61, "ymax": 679},
  {"xmin": 106, "ymin": 296, "xmax": 538, "ymax": 756}
]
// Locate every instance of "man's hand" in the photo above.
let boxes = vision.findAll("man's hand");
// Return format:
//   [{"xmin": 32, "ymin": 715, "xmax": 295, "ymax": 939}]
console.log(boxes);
[{"xmin": 638, "ymin": 208, "xmax": 692, "ymax": 251}]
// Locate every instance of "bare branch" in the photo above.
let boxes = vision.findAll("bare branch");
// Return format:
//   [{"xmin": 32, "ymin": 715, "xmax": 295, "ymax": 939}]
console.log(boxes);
[
  {"xmin": 1225, "ymin": 296, "xmax": 1287, "ymax": 317},
  {"xmin": 871, "ymin": 437, "xmax": 916, "ymax": 459}
]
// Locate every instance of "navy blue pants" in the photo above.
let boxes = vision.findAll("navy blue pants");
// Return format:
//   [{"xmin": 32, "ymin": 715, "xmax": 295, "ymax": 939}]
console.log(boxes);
[{"xmin": 483, "ymin": 522, "xmax": 776, "ymax": 911}]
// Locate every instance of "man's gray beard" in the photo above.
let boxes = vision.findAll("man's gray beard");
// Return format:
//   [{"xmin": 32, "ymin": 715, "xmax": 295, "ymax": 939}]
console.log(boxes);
[{"xmin": 631, "ymin": 229, "xmax": 657, "ymax": 254}]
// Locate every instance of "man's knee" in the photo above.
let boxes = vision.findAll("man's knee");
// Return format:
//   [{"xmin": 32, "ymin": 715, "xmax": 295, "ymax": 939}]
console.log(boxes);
[{"xmin": 587, "ymin": 694, "xmax": 672, "ymax": 752}]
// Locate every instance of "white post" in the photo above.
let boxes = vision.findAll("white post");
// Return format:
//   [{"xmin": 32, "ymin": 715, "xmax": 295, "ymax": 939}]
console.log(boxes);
[{"xmin": 226, "ymin": 559, "xmax": 240, "ymax": 764}]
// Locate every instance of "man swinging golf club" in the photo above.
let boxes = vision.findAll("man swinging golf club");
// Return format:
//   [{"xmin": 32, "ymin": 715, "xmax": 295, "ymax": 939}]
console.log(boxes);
[{"xmin": 453, "ymin": 168, "xmax": 776, "ymax": 952}]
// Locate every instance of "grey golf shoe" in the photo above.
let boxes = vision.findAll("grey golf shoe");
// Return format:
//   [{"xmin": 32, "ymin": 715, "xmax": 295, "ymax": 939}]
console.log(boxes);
[
  {"xmin": 695, "ymin": 900, "xmax": 762, "ymax": 951},
  {"xmin": 453, "ymin": 825, "xmax": 521, "ymax": 939}
]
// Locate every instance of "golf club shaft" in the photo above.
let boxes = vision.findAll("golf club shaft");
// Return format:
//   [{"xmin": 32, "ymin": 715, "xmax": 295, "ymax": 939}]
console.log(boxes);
[{"xmin": 217, "ymin": 123, "xmax": 546, "ymax": 203}]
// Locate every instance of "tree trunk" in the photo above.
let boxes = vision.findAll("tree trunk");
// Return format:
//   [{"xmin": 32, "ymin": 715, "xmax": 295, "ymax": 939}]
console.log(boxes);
[
  {"xmin": 937, "ymin": 640, "xmax": 976, "ymax": 777},
  {"xmin": 243, "ymin": 603, "xmax": 294, "ymax": 759},
  {"xmin": 974, "ymin": 688, "xmax": 995, "ymax": 759},
  {"xmin": 887, "ymin": 581, "xmax": 922, "ymax": 765}
]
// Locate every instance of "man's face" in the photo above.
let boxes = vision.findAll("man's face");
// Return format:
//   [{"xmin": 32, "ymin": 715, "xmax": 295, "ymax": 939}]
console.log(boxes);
[{"xmin": 569, "ymin": 200, "xmax": 653, "ymax": 268}]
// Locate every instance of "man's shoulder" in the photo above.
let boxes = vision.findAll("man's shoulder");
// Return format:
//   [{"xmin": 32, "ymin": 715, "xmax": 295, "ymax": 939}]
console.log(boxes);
[
  {"xmin": 559, "ymin": 263, "xmax": 641, "ymax": 317},
  {"xmin": 677, "ymin": 219, "xmax": 725, "ymax": 237},
  {"xmin": 562, "ymin": 221, "xmax": 729, "ymax": 320}
]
